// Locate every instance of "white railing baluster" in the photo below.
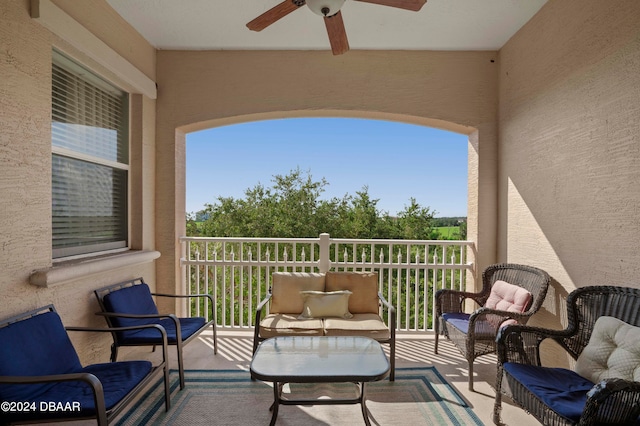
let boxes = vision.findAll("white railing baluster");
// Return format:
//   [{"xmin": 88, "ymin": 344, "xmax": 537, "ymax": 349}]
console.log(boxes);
[
  {"xmin": 414, "ymin": 250, "xmax": 420, "ymax": 331},
  {"xmin": 396, "ymin": 250, "xmax": 402, "ymax": 330},
  {"xmin": 221, "ymin": 242, "xmax": 227, "ymax": 327},
  {"xmin": 195, "ymin": 249, "xmax": 201, "ymax": 318}
]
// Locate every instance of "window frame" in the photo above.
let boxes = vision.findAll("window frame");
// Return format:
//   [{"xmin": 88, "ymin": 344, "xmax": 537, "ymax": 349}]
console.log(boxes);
[{"xmin": 51, "ymin": 50, "xmax": 131, "ymax": 260}]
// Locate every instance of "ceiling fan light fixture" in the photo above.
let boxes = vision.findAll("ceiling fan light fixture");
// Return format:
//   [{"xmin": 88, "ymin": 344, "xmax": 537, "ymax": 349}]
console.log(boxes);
[{"xmin": 306, "ymin": 0, "xmax": 346, "ymax": 17}]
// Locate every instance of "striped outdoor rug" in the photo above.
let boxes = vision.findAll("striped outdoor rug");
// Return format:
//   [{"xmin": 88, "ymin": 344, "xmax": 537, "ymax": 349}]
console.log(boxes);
[{"xmin": 116, "ymin": 367, "xmax": 484, "ymax": 425}]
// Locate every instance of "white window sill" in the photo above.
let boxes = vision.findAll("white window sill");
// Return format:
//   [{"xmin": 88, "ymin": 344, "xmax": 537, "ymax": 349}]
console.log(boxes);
[{"xmin": 29, "ymin": 250, "xmax": 160, "ymax": 287}]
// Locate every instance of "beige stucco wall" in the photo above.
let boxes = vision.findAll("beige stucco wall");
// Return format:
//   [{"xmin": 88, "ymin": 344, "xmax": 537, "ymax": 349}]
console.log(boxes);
[
  {"xmin": 498, "ymin": 0, "xmax": 640, "ymax": 350},
  {"xmin": 0, "ymin": 0, "xmax": 157, "ymax": 363},
  {"xmin": 7, "ymin": 0, "xmax": 636, "ymax": 368},
  {"xmin": 155, "ymin": 50, "xmax": 501, "ymax": 302}
]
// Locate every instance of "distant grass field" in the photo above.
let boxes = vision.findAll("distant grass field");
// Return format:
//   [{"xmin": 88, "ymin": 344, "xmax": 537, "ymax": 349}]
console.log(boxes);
[{"xmin": 434, "ymin": 226, "xmax": 460, "ymax": 239}]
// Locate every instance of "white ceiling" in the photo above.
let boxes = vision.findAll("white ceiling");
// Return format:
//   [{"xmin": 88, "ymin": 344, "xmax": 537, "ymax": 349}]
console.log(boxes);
[{"xmin": 106, "ymin": 0, "xmax": 547, "ymax": 52}]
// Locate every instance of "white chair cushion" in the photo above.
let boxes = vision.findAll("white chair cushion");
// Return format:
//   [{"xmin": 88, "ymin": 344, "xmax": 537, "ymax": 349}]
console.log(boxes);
[{"xmin": 575, "ymin": 316, "xmax": 640, "ymax": 383}]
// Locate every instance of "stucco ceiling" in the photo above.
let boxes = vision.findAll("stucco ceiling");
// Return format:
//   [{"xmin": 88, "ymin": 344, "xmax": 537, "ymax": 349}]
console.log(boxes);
[{"xmin": 106, "ymin": 0, "xmax": 547, "ymax": 52}]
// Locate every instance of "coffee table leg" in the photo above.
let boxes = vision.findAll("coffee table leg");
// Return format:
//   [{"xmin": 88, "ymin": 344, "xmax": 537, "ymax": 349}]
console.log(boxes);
[
  {"xmin": 269, "ymin": 381, "xmax": 280, "ymax": 426},
  {"xmin": 359, "ymin": 382, "xmax": 371, "ymax": 426}
]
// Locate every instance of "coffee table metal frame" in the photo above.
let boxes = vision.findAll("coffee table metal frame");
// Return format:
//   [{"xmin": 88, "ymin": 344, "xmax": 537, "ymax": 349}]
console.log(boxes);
[{"xmin": 250, "ymin": 336, "xmax": 390, "ymax": 426}]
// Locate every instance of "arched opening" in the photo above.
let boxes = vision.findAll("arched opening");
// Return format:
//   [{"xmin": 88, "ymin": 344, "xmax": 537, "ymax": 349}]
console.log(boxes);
[{"xmin": 185, "ymin": 117, "xmax": 468, "ymax": 225}]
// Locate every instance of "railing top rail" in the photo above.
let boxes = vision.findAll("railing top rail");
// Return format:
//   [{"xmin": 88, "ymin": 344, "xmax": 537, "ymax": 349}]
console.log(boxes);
[
  {"xmin": 180, "ymin": 236, "xmax": 320, "ymax": 243},
  {"xmin": 329, "ymin": 238, "xmax": 473, "ymax": 245},
  {"xmin": 182, "ymin": 236, "xmax": 473, "ymax": 245}
]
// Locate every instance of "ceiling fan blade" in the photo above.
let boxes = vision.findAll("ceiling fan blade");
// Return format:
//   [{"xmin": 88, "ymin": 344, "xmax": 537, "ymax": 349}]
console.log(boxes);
[
  {"xmin": 247, "ymin": 1, "xmax": 303, "ymax": 32},
  {"xmin": 353, "ymin": 0, "xmax": 426, "ymax": 12},
  {"xmin": 324, "ymin": 11, "xmax": 349, "ymax": 55}
]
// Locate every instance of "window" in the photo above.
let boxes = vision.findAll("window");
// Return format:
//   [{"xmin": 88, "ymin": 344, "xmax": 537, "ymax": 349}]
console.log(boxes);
[{"xmin": 51, "ymin": 51, "xmax": 129, "ymax": 259}]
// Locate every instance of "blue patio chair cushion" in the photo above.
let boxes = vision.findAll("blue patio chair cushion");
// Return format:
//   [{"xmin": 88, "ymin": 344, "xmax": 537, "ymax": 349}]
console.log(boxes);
[
  {"xmin": 442, "ymin": 312, "xmax": 494, "ymax": 335},
  {"xmin": 118, "ymin": 317, "xmax": 206, "ymax": 344},
  {"xmin": 503, "ymin": 363, "xmax": 594, "ymax": 422},
  {"xmin": 102, "ymin": 283, "xmax": 160, "ymax": 328},
  {"xmin": 1, "ymin": 361, "xmax": 152, "ymax": 423},
  {"xmin": 0, "ymin": 311, "xmax": 83, "ymax": 401}
]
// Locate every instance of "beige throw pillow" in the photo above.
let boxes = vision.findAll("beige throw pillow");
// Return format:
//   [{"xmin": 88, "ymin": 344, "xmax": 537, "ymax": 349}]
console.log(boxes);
[{"xmin": 298, "ymin": 290, "xmax": 353, "ymax": 319}]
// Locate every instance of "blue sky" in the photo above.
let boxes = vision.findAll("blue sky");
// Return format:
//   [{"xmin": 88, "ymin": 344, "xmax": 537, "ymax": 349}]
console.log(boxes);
[{"xmin": 186, "ymin": 118, "xmax": 468, "ymax": 217}]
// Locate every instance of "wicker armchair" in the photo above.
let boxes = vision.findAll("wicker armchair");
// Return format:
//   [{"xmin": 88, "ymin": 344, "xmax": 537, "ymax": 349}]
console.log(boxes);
[
  {"xmin": 494, "ymin": 285, "xmax": 640, "ymax": 425},
  {"xmin": 434, "ymin": 263, "xmax": 551, "ymax": 390}
]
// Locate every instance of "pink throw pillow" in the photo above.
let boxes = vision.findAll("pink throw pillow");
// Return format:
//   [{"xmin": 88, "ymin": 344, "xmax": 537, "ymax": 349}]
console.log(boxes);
[
  {"xmin": 483, "ymin": 280, "xmax": 532, "ymax": 328},
  {"xmin": 485, "ymin": 280, "xmax": 532, "ymax": 313}
]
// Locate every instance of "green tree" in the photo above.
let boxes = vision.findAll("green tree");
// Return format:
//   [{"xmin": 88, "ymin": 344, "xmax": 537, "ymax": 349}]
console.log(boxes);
[{"xmin": 189, "ymin": 168, "xmax": 440, "ymax": 240}]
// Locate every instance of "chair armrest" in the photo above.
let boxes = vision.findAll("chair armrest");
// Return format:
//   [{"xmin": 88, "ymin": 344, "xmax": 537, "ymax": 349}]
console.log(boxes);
[
  {"xmin": 253, "ymin": 293, "xmax": 272, "ymax": 353},
  {"xmin": 94, "ymin": 313, "xmax": 181, "ymax": 345},
  {"xmin": 580, "ymin": 378, "xmax": 640, "ymax": 425},
  {"xmin": 378, "ymin": 292, "xmax": 396, "ymax": 331},
  {"xmin": 152, "ymin": 292, "xmax": 211, "ymax": 301},
  {"xmin": 255, "ymin": 293, "xmax": 272, "ymax": 325},
  {"xmin": 67, "ymin": 324, "xmax": 170, "ymax": 364},
  {"xmin": 95, "ymin": 312, "xmax": 178, "ymax": 321},
  {"xmin": 435, "ymin": 288, "xmax": 484, "ymax": 315},
  {"xmin": 496, "ymin": 323, "xmax": 569, "ymax": 366},
  {"xmin": 468, "ymin": 307, "xmax": 528, "ymax": 332},
  {"xmin": 151, "ymin": 293, "xmax": 215, "ymax": 322}
]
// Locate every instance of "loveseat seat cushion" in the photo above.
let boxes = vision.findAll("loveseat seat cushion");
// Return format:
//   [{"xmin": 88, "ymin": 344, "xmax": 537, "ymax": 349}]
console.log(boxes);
[
  {"xmin": 324, "ymin": 314, "xmax": 390, "ymax": 340},
  {"xmin": 259, "ymin": 314, "xmax": 324, "ymax": 338},
  {"xmin": 326, "ymin": 271, "xmax": 379, "ymax": 314},
  {"xmin": 503, "ymin": 363, "xmax": 595, "ymax": 423},
  {"xmin": 270, "ymin": 272, "xmax": 326, "ymax": 314}
]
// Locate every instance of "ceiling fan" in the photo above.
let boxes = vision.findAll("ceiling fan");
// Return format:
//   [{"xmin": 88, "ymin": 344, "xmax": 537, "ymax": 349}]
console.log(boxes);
[{"xmin": 247, "ymin": 0, "xmax": 427, "ymax": 55}]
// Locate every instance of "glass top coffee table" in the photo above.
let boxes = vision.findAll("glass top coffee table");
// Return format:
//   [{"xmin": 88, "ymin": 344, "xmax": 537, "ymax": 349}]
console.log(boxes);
[{"xmin": 250, "ymin": 336, "xmax": 390, "ymax": 426}]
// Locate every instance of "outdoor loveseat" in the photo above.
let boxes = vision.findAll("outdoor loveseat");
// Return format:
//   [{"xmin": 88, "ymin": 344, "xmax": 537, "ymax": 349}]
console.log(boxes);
[
  {"xmin": 494, "ymin": 285, "xmax": 640, "ymax": 425},
  {"xmin": 253, "ymin": 271, "xmax": 397, "ymax": 380}
]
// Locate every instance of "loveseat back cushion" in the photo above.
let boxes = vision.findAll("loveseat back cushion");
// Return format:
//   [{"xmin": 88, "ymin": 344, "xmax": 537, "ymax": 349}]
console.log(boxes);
[
  {"xmin": 102, "ymin": 283, "xmax": 159, "ymax": 327},
  {"xmin": 0, "ymin": 311, "xmax": 82, "ymax": 402},
  {"xmin": 325, "ymin": 271, "xmax": 379, "ymax": 314},
  {"xmin": 575, "ymin": 316, "xmax": 640, "ymax": 383},
  {"xmin": 270, "ymin": 272, "xmax": 326, "ymax": 314}
]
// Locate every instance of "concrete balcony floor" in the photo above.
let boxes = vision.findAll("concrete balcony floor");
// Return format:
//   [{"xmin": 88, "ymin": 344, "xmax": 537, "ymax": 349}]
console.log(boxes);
[{"xmin": 75, "ymin": 330, "xmax": 541, "ymax": 426}]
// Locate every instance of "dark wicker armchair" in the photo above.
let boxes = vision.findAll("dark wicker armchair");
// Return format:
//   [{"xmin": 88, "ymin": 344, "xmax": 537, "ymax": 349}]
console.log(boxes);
[
  {"xmin": 494, "ymin": 285, "xmax": 640, "ymax": 425},
  {"xmin": 434, "ymin": 263, "xmax": 551, "ymax": 390}
]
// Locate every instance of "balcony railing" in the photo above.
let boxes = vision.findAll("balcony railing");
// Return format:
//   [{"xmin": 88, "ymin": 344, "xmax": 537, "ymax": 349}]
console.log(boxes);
[{"xmin": 180, "ymin": 233, "xmax": 475, "ymax": 332}]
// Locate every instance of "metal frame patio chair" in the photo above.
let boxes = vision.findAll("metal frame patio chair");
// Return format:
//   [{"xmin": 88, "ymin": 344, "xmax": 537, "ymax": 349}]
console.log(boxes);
[
  {"xmin": 0, "ymin": 305, "xmax": 170, "ymax": 426},
  {"xmin": 94, "ymin": 277, "xmax": 217, "ymax": 390}
]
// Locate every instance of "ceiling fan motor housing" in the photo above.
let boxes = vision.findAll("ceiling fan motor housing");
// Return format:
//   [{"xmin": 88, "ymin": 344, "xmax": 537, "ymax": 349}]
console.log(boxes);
[{"xmin": 306, "ymin": 0, "xmax": 346, "ymax": 17}]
